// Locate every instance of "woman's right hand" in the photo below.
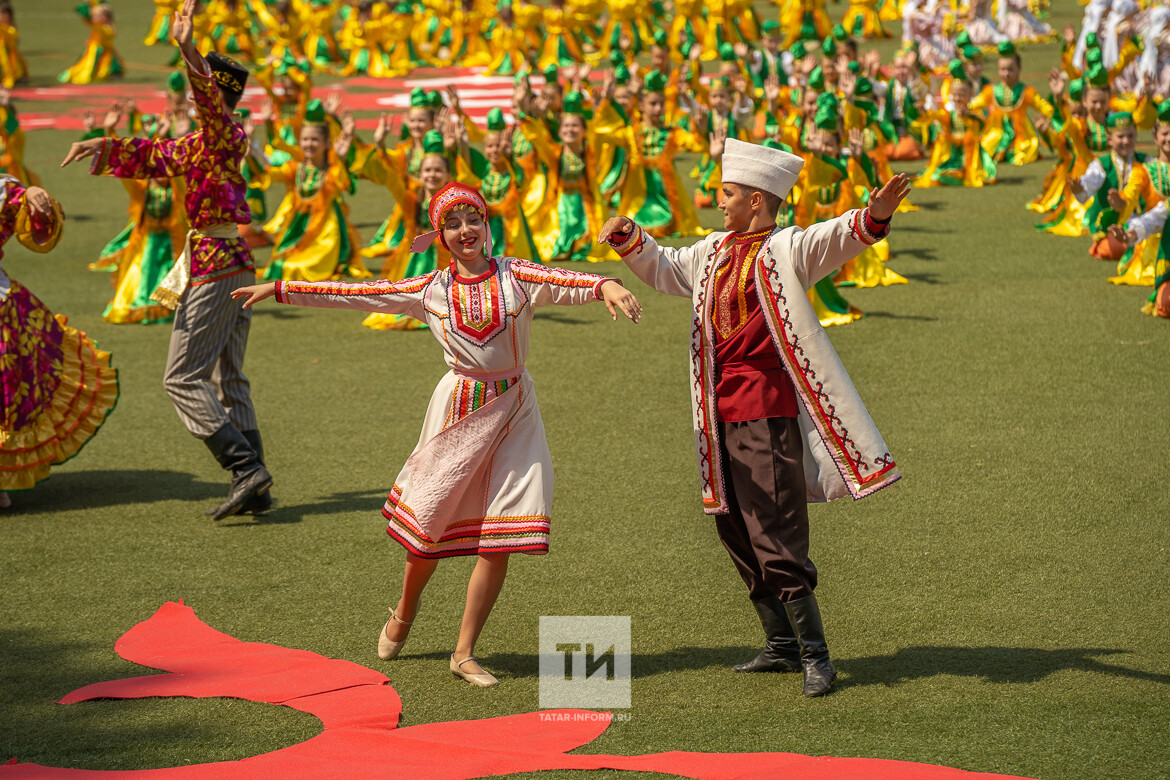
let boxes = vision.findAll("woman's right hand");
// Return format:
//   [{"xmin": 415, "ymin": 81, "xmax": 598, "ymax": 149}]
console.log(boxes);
[{"xmin": 230, "ymin": 282, "xmax": 278, "ymax": 308}]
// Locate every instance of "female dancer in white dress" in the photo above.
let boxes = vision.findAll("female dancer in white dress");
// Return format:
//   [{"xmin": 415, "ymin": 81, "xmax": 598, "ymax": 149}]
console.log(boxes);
[{"xmin": 232, "ymin": 182, "xmax": 641, "ymax": 687}]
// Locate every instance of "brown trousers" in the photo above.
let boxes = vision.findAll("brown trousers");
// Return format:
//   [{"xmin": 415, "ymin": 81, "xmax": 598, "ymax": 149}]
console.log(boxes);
[{"xmin": 715, "ymin": 417, "xmax": 817, "ymax": 603}]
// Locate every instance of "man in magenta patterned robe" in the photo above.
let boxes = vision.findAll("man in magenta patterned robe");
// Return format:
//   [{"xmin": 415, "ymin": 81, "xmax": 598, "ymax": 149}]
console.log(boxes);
[{"xmin": 62, "ymin": 0, "xmax": 272, "ymax": 520}]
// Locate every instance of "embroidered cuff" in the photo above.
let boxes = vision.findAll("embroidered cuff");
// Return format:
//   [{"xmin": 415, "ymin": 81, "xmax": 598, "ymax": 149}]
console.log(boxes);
[
  {"xmin": 182, "ymin": 48, "xmax": 212, "ymax": 79},
  {"xmin": 88, "ymin": 137, "xmax": 111, "ymax": 175},
  {"xmin": 592, "ymin": 277, "xmax": 621, "ymax": 300},
  {"xmin": 274, "ymin": 280, "xmax": 287, "ymax": 304},
  {"xmin": 854, "ymin": 208, "xmax": 889, "ymax": 245},
  {"xmin": 607, "ymin": 224, "xmax": 645, "ymax": 257}
]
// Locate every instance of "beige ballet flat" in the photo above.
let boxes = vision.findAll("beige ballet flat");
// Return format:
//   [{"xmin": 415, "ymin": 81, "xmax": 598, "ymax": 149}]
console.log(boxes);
[
  {"xmin": 377, "ymin": 598, "xmax": 420, "ymax": 661},
  {"xmin": 450, "ymin": 654, "xmax": 498, "ymax": 688}
]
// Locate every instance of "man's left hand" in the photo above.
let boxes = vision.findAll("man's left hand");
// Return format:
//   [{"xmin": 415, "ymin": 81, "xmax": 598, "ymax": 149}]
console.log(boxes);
[{"xmin": 867, "ymin": 173, "xmax": 912, "ymax": 222}]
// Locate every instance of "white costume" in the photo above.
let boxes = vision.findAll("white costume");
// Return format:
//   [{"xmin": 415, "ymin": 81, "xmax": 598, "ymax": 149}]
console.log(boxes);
[
  {"xmin": 273, "ymin": 259, "xmax": 616, "ymax": 557},
  {"xmin": 609, "ymin": 139, "xmax": 899, "ymax": 512}
]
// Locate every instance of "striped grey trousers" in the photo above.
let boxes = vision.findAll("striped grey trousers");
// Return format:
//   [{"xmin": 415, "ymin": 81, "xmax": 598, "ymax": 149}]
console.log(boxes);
[{"xmin": 164, "ymin": 272, "xmax": 258, "ymax": 439}]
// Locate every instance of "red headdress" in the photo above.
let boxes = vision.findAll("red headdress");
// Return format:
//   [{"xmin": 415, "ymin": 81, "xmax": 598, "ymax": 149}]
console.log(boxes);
[{"xmin": 409, "ymin": 182, "xmax": 490, "ymax": 255}]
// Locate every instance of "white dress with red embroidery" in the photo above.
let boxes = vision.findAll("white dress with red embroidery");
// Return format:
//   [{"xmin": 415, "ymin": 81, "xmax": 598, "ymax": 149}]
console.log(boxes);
[{"xmin": 274, "ymin": 257, "xmax": 615, "ymax": 558}]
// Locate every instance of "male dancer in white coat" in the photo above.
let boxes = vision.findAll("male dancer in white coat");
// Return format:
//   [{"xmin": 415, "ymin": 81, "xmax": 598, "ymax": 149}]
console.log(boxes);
[{"xmin": 598, "ymin": 139, "xmax": 910, "ymax": 696}]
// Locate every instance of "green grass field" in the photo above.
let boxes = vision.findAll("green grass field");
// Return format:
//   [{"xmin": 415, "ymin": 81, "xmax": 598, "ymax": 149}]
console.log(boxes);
[{"xmin": 2, "ymin": 1, "xmax": 1168, "ymax": 778}]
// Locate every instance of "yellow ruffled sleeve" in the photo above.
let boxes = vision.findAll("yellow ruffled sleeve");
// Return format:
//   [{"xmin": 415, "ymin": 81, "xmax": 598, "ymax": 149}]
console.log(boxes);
[{"xmin": 15, "ymin": 195, "xmax": 63, "ymax": 254}]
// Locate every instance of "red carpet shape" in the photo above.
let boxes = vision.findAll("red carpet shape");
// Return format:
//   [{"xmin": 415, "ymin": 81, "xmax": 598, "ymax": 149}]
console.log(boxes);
[{"xmin": 0, "ymin": 602, "xmax": 1037, "ymax": 779}]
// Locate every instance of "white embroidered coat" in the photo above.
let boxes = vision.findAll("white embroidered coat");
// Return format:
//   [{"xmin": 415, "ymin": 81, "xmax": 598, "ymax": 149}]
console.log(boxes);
[{"xmin": 613, "ymin": 209, "xmax": 900, "ymax": 514}]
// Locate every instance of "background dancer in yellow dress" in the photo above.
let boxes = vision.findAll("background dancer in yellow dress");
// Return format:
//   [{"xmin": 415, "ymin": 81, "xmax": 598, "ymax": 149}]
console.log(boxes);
[
  {"xmin": 58, "ymin": 3, "xmax": 123, "ymax": 84},
  {"xmin": 258, "ymin": 102, "xmax": 371, "ymax": 282}
]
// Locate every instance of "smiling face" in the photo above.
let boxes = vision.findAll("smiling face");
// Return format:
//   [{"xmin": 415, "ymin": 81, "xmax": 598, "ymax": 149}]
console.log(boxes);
[
  {"xmin": 298, "ymin": 124, "xmax": 329, "ymax": 167},
  {"xmin": 558, "ymin": 113, "xmax": 586, "ymax": 145},
  {"xmin": 420, "ymin": 154, "xmax": 450, "ymax": 195},
  {"xmin": 718, "ymin": 182, "xmax": 755, "ymax": 232},
  {"xmin": 1156, "ymin": 123, "xmax": 1170, "ymax": 158},
  {"xmin": 801, "ymin": 88, "xmax": 820, "ymax": 116},
  {"xmin": 407, "ymin": 107, "xmax": 434, "ymax": 140},
  {"xmin": 1084, "ymin": 87, "xmax": 1110, "ymax": 123},
  {"xmin": 442, "ymin": 205, "xmax": 489, "ymax": 263},
  {"xmin": 483, "ymin": 131, "xmax": 505, "ymax": 166},
  {"xmin": 1109, "ymin": 125, "xmax": 1137, "ymax": 159}
]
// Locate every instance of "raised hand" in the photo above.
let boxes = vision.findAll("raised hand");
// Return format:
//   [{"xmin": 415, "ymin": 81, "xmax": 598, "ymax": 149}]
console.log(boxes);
[
  {"xmin": 1048, "ymin": 67, "xmax": 1065, "ymax": 98},
  {"xmin": 81, "ymin": 108, "xmax": 96, "ymax": 133},
  {"xmin": 764, "ymin": 74, "xmax": 781, "ymax": 106},
  {"xmin": 848, "ymin": 127, "xmax": 864, "ymax": 158},
  {"xmin": 840, "ymin": 72, "xmax": 856, "ymax": 99},
  {"xmin": 0, "ymin": 87, "xmax": 10, "ymax": 108},
  {"xmin": 596, "ymin": 215, "xmax": 636, "ymax": 245},
  {"xmin": 323, "ymin": 90, "xmax": 343, "ymax": 116},
  {"xmin": 1062, "ymin": 23, "xmax": 1076, "ymax": 47},
  {"xmin": 103, "ymin": 102, "xmax": 122, "ymax": 131},
  {"xmin": 230, "ymin": 282, "xmax": 278, "ymax": 308},
  {"xmin": 1033, "ymin": 113, "xmax": 1051, "ymax": 134},
  {"xmin": 445, "ymin": 84, "xmax": 462, "ymax": 115},
  {"xmin": 691, "ymin": 102, "xmax": 709, "ymax": 133},
  {"xmin": 709, "ymin": 124, "xmax": 728, "ymax": 159},
  {"xmin": 173, "ymin": 0, "xmax": 196, "ymax": 52},
  {"xmin": 867, "ymin": 173, "xmax": 912, "ymax": 221},
  {"xmin": 863, "ymin": 50, "xmax": 881, "ymax": 77},
  {"xmin": 600, "ymin": 280, "xmax": 642, "ymax": 323}
]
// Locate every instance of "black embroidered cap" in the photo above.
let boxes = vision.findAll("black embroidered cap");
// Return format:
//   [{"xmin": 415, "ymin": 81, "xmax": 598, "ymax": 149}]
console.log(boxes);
[{"xmin": 206, "ymin": 52, "xmax": 248, "ymax": 97}]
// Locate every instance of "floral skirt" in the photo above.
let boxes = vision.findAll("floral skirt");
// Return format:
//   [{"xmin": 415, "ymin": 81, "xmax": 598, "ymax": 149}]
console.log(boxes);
[{"xmin": 0, "ymin": 279, "xmax": 119, "ymax": 491}]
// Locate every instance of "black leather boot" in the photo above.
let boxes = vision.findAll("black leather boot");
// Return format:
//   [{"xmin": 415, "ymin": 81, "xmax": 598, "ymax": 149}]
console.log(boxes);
[
  {"xmin": 733, "ymin": 597, "xmax": 801, "ymax": 673},
  {"xmin": 240, "ymin": 429, "xmax": 272, "ymax": 514},
  {"xmin": 783, "ymin": 593, "xmax": 837, "ymax": 697},
  {"xmin": 203, "ymin": 423, "xmax": 272, "ymax": 521}
]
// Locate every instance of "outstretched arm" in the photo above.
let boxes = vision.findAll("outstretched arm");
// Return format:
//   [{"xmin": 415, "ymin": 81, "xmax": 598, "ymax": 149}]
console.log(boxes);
[
  {"xmin": 510, "ymin": 259, "xmax": 641, "ymax": 322},
  {"xmin": 598, "ymin": 215, "xmax": 706, "ymax": 298},
  {"xmin": 232, "ymin": 275, "xmax": 433, "ymax": 319},
  {"xmin": 787, "ymin": 173, "xmax": 912, "ymax": 288}
]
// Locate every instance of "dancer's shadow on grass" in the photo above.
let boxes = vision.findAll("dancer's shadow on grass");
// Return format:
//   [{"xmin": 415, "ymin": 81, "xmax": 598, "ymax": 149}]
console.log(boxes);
[
  {"xmin": 836, "ymin": 646, "xmax": 1170, "ymax": 688},
  {"xmin": 406, "ymin": 646, "xmax": 763, "ymax": 680},
  {"xmin": 534, "ymin": 310, "xmax": 590, "ymax": 325},
  {"xmin": 898, "ymin": 271, "xmax": 942, "ymax": 284},
  {"xmin": 894, "ymin": 247, "xmax": 940, "ymax": 263},
  {"xmin": 250, "ymin": 306, "xmax": 304, "ymax": 320},
  {"xmin": 862, "ymin": 311, "xmax": 939, "ymax": 322},
  {"xmin": 10, "ymin": 469, "xmax": 223, "ymax": 512},
  {"xmin": 219, "ymin": 489, "xmax": 389, "ymax": 526}
]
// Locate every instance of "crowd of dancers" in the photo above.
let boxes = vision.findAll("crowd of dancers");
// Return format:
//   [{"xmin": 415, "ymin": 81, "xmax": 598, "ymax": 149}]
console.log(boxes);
[{"xmin": 2, "ymin": 4, "xmax": 1168, "ymax": 511}]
